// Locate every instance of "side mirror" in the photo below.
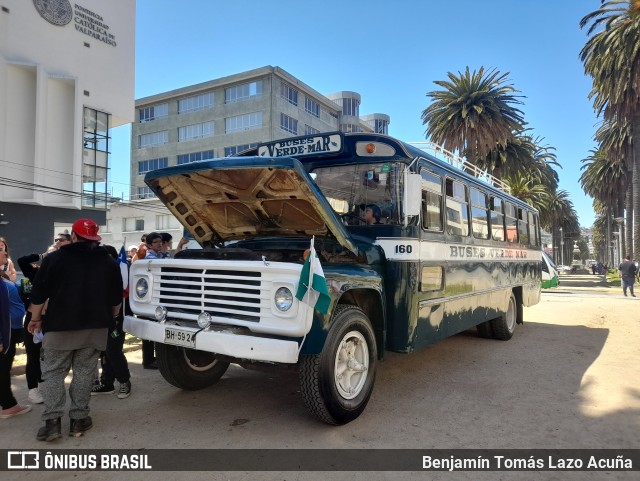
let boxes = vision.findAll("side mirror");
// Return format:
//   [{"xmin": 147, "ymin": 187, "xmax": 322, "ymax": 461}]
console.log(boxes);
[{"xmin": 404, "ymin": 173, "xmax": 422, "ymax": 217}]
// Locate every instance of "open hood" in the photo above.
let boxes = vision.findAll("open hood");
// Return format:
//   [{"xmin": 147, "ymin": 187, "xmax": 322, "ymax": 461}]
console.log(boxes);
[{"xmin": 144, "ymin": 157, "xmax": 359, "ymax": 255}]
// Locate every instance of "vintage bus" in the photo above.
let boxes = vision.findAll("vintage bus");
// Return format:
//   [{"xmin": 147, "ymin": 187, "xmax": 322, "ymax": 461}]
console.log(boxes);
[{"xmin": 124, "ymin": 132, "xmax": 542, "ymax": 425}]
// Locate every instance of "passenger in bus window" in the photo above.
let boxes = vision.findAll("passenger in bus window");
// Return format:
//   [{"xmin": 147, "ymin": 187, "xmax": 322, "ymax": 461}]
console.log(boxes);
[{"xmin": 363, "ymin": 204, "xmax": 381, "ymax": 225}]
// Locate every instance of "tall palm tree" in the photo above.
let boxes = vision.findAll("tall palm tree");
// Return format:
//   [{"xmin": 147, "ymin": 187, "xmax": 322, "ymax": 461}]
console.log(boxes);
[
  {"xmin": 421, "ymin": 67, "xmax": 526, "ymax": 166},
  {"xmin": 580, "ymin": 148, "xmax": 627, "ymax": 257},
  {"xmin": 593, "ymin": 118, "xmax": 632, "ymax": 256},
  {"xmin": 503, "ymin": 171, "xmax": 551, "ymax": 212},
  {"xmin": 541, "ymin": 190, "xmax": 577, "ymax": 264},
  {"xmin": 580, "ymin": 0, "xmax": 640, "ymax": 256}
]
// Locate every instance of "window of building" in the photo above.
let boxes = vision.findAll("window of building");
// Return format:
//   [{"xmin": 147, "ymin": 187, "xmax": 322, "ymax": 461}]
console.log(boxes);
[
  {"xmin": 471, "ymin": 188, "xmax": 489, "ymax": 239},
  {"xmin": 421, "ymin": 170, "xmax": 442, "ymax": 231},
  {"xmin": 178, "ymin": 92, "xmax": 213, "ymax": 114},
  {"xmin": 138, "ymin": 131, "xmax": 168, "ymax": 148},
  {"xmin": 491, "ymin": 197, "xmax": 505, "ymax": 241},
  {"xmin": 178, "ymin": 121, "xmax": 213, "ymax": 142},
  {"xmin": 225, "ymin": 80, "xmax": 263, "ymax": 103},
  {"xmin": 225, "ymin": 112, "xmax": 262, "ymax": 133},
  {"xmin": 139, "ymin": 103, "xmax": 168, "ymax": 122},
  {"xmin": 445, "ymin": 178, "xmax": 469, "ymax": 236},
  {"xmin": 342, "ymin": 124, "xmax": 362, "ymax": 133},
  {"xmin": 304, "ymin": 125, "xmax": 320, "ymax": 135},
  {"xmin": 136, "ymin": 186, "xmax": 155, "ymax": 199},
  {"xmin": 342, "ymin": 98, "xmax": 359, "ymax": 116},
  {"xmin": 305, "ymin": 97, "xmax": 320, "ymax": 118},
  {"xmin": 123, "ymin": 217, "xmax": 145, "ymax": 232},
  {"xmin": 280, "ymin": 113, "xmax": 298, "ymax": 134},
  {"xmin": 373, "ymin": 119, "xmax": 388, "ymax": 134},
  {"xmin": 505, "ymin": 202, "xmax": 518, "ymax": 243},
  {"xmin": 224, "ymin": 143, "xmax": 258, "ymax": 156},
  {"xmin": 177, "ymin": 150, "xmax": 214, "ymax": 165},
  {"xmin": 138, "ymin": 157, "xmax": 168, "ymax": 175},
  {"xmin": 281, "ymin": 83, "xmax": 298, "ymax": 106},
  {"xmin": 156, "ymin": 214, "xmax": 180, "ymax": 230}
]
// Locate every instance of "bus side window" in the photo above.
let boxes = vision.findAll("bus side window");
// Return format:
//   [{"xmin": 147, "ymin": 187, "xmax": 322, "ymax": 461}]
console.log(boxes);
[
  {"xmin": 529, "ymin": 211, "xmax": 540, "ymax": 246},
  {"xmin": 490, "ymin": 197, "xmax": 505, "ymax": 241},
  {"xmin": 445, "ymin": 178, "xmax": 469, "ymax": 236},
  {"xmin": 505, "ymin": 202, "xmax": 518, "ymax": 243},
  {"xmin": 518, "ymin": 208, "xmax": 529, "ymax": 245},
  {"xmin": 421, "ymin": 169, "xmax": 443, "ymax": 231},
  {"xmin": 471, "ymin": 188, "xmax": 489, "ymax": 239}
]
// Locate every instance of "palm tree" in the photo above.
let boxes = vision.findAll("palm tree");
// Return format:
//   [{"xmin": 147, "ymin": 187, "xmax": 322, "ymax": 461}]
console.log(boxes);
[
  {"xmin": 541, "ymin": 190, "xmax": 577, "ymax": 264},
  {"xmin": 593, "ymin": 118, "xmax": 632, "ymax": 256},
  {"xmin": 580, "ymin": 0, "xmax": 640, "ymax": 256},
  {"xmin": 580, "ymin": 148, "xmax": 627, "ymax": 258},
  {"xmin": 421, "ymin": 67, "xmax": 526, "ymax": 166},
  {"xmin": 503, "ymin": 171, "xmax": 551, "ymax": 212}
]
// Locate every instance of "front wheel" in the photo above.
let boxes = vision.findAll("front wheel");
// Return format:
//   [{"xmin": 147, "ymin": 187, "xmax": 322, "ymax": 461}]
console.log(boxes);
[
  {"xmin": 156, "ymin": 343, "xmax": 230, "ymax": 390},
  {"xmin": 298, "ymin": 305, "xmax": 377, "ymax": 425},
  {"xmin": 490, "ymin": 292, "xmax": 518, "ymax": 341}
]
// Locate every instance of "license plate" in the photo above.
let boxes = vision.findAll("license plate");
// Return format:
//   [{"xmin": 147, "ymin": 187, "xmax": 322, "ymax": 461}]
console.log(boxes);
[{"xmin": 164, "ymin": 326, "xmax": 196, "ymax": 348}]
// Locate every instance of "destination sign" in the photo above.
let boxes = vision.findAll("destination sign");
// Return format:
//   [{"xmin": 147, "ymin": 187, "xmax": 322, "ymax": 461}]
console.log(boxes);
[{"xmin": 258, "ymin": 134, "xmax": 342, "ymax": 158}]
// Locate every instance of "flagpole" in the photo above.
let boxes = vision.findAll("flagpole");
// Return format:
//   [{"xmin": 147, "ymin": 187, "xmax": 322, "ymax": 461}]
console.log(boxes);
[{"xmin": 307, "ymin": 236, "xmax": 315, "ymax": 303}]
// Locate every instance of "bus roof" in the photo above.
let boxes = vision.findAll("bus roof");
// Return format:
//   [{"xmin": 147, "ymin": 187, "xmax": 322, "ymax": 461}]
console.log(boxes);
[{"xmin": 239, "ymin": 132, "xmax": 532, "ymax": 211}]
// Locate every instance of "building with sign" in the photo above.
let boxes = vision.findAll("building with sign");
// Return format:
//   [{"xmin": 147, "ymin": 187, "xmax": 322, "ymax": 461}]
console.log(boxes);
[{"xmin": 0, "ymin": 0, "xmax": 134, "ymax": 259}]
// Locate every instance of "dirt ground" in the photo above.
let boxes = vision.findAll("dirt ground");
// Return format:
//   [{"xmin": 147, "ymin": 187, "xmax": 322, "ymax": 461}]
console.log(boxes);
[{"xmin": 1, "ymin": 274, "xmax": 638, "ymax": 481}]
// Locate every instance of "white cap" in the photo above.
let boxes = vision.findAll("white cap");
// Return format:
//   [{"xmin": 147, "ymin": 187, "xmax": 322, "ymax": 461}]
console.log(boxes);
[{"xmin": 128, "ymin": 245, "xmax": 138, "ymax": 251}]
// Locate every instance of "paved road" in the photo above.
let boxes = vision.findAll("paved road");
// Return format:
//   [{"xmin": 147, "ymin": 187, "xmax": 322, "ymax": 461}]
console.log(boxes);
[{"xmin": 1, "ymin": 275, "xmax": 638, "ymax": 481}]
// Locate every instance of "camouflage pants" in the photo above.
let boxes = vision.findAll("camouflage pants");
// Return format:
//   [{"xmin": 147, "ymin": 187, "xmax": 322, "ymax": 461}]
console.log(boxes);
[{"xmin": 40, "ymin": 347, "xmax": 101, "ymax": 421}]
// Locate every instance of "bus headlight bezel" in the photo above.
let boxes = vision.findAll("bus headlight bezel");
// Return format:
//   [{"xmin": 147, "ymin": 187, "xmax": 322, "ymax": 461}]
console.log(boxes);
[
  {"xmin": 274, "ymin": 286, "xmax": 293, "ymax": 312},
  {"xmin": 135, "ymin": 278, "xmax": 149, "ymax": 299}
]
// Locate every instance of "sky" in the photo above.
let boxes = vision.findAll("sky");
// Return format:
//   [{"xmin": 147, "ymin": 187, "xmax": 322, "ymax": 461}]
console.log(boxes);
[{"xmin": 110, "ymin": 0, "xmax": 603, "ymax": 227}]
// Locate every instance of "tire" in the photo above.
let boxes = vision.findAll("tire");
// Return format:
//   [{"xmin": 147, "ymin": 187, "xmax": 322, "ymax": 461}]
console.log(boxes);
[
  {"xmin": 490, "ymin": 292, "xmax": 518, "ymax": 341},
  {"xmin": 156, "ymin": 343, "xmax": 230, "ymax": 390},
  {"xmin": 476, "ymin": 320, "xmax": 494, "ymax": 339},
  {"xmin": 298, "ymin": 305, "xmax": 377, "ymax": 425}
]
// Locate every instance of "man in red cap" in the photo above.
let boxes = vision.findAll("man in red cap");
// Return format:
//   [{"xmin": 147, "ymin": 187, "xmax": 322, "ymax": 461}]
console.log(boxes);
[{"xmin": 27, "ymin": 218, "xmax": 122, "ymax": 441}]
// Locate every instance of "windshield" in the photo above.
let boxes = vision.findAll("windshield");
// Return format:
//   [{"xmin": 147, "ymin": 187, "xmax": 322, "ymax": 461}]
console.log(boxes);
[{"xmin": 312, "ymin": 162, "xmax": 402, "ymax": 225}]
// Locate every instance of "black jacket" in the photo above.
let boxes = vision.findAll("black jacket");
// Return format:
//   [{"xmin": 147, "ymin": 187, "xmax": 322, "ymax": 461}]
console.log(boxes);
[{"xmin": 30, "ymin": 242, "xmax": 122, "ymax": 333}]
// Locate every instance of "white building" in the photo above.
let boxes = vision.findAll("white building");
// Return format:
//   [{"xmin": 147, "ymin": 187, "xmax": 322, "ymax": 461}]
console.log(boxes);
[{"xmin": 0, "ymin": 0, "xmax": 134, "ymax": 259}]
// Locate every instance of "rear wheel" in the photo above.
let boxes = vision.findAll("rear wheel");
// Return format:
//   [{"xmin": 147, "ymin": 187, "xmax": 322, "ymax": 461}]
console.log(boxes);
[
  {"xmin": 156, "ymin": 343, "xmax": 230, "ymax": 390},
  {"xmin": 299, "ymin": 305, "xmax": 377, "ymax": 425},
  {"xmin": 490, "ymin": 292, "xmax": 518, "ymax": 340}
]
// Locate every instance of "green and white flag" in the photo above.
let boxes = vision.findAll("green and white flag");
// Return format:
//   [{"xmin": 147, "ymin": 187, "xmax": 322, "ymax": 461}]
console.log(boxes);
[{"xmin": 295, "ymin": 237, "xmax": 330, "ymax": 314}]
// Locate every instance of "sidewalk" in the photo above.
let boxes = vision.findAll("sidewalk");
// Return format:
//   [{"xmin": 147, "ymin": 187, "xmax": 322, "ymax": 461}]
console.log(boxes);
[{"xmin": 554, "ymin": 273, "xmax": 621, "ymax": 293}]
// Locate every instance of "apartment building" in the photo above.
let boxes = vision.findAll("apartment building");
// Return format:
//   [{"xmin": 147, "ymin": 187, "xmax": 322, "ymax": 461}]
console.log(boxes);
[
  {"xmin": 102, "ymin": 66, "xmax": 389, "ymax": 248},
  {"xmin": 129, "ymin": 66, "xmax": 390, "ymax": 200}
]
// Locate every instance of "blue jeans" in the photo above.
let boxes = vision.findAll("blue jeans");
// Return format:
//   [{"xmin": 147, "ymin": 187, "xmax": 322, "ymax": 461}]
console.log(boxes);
[{"xmin": 622, "ymin": 279, "xmax": 635, "ymax": 296}]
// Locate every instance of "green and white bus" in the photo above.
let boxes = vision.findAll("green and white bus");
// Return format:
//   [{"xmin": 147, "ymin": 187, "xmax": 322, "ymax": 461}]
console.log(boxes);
[{"xmin": 124, "ymin": 132, "xmax": 542, "ymax": 425}]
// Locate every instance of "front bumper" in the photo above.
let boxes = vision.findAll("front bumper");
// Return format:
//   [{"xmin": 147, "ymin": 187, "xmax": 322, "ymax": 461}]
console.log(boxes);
[{"xmin": 124, "ymin": 316, "xmax": 300, "ymax": 364}]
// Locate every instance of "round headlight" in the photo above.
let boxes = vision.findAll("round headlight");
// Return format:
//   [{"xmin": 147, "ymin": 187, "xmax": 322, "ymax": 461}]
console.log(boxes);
[
  {"xmin": 274, "ymin": 287, "xmax": 293, "ymax": 312},
  {"xmin": 155, "ymin": 306, "xmax": 167, "ymax": 321},
  {"xmin": 197, "ymin": 312, "xmax": 212, "ymax": 329},
  {"xmin": 135, "ymin": 278, "xmax": 148, "ymax": 298}
]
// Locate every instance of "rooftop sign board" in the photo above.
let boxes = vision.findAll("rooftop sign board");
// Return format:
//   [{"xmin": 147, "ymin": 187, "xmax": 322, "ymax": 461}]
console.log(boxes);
[{"xmin": 258, "ymin": 134, "xmax": 342, "ymax": 158}]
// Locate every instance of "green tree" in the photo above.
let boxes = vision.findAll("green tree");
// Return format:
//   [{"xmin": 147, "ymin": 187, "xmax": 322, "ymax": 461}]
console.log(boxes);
[
  {"xmin": 421, "ymin": 67, "xmax": 526, "ymax": 168},
  {"xmin": 580, "ymin": 148, "xmax": 627, "ymax": 259},
  {"xmin": 580, "ymin": 0, "xmax": 640, "ymax": 256}
]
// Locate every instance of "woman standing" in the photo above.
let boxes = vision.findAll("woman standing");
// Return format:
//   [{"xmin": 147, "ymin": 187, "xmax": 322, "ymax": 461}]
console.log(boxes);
[{"xmin": 0, "ymin": 238, "xmax": 17, "ymax": 282}]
